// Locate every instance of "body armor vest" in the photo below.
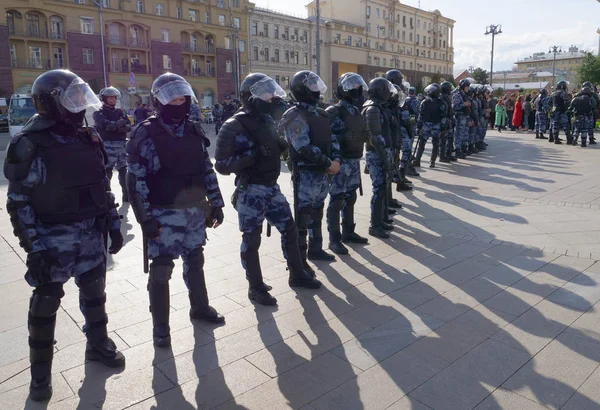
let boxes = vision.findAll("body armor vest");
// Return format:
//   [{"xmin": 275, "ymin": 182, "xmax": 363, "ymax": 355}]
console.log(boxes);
[
  {"xmin": 29, "ymin": 131, "xmax": 109, "ymax": 224},
  {"xmin": 363, "ymin": 103, "xmax": 391, "ymax": 152},
  {"xmin": 289, "ymin": 106, "xmax": 332, "ymax": 167},
  {"xmin": 145, "ymin": 119, "xmax": 206, "ymax": 209},
  {"xmin": 337, "ymin": 104, "xmax": 366, "ymax": 159},
  {"xmin": 97, "ymin": 107, "xmax": 128, "ymax": 142},
  {"xmin": 571, "ymin": 95, "xmax": 592, "ymax": 115},
  {"xmin": 421, "ymin": 98, "xmax": 444, "ymax": 123}
]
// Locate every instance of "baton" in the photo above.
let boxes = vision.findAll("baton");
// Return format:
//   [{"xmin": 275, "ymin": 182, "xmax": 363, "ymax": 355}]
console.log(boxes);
[
  {"xmin": 266, "ymin": 223, "xmax": 272, "ymax": 237},
  {"xmin": 143, "ymin": 235, "xmax": 149, "ymax": 273}
]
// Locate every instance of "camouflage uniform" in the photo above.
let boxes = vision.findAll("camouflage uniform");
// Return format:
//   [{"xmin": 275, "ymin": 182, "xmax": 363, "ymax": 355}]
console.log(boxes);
[
  {"xmin": 570, "ymin": 93, "xmax": 597, "ymax": 145},
  {"xmin": 415, "ymin": 95, "xmax": 446, "ymax": 166},
  {"xmin": 534, "ymin": 94, "xmax": 550, "ymax": 134},
  {"xmin": 282, "ymin": 102, "xmax": 340, "ymax": 256},
  {"xmin": 189, "ymin": 103, "xmax": 202, "ymax": 122},
  {"xmin": 452, "ymin": 89, "xmax": 471, "ymax": 153},
  {"xmin": 550, "ymin": 89, "xmax": 570, "ymax": 142},
  {"xmin": 469, "ymin": 95, "xmax": 479, "ymax": 145}
]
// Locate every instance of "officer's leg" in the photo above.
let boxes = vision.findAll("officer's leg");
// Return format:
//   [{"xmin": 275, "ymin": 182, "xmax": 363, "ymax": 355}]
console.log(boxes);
[
  {"xmin": 386, "ymin": 148, "xmax": 402, "ymax": 210},
  {"xmin": 414, "ymin": 133, "xmax": 427, "ymax": 165},
  {"xmin": 308, "ymin": 203, "xmax": 335, "ymax": 261},
  {"xmin": 297, "ymin": 205, "xmax": 314, "ymax": 275},
  {"xmin": 28, "ymin": 282, "xmax": 64, "ymax": 401},
  {"xmin": 147, "ymin": 256, "xmax": 174, "ymax": 347},
  {"xmin": 117, "ymin": 167, "xmax": 128, "ymax": 203},
  {"xmin": 327, "ymin": 192, "xmax": 347, "ymax": 255},
  {"xmin": 78, "ymin": 263, "xmax": 125, "ymax": 365},
  {"xmin": 439, "ymin": 129, "xmax": 448, "ymax": 161},
  {"xmin": 241, "ymin": 226, "xmax": 277, "ymax": 305},
  {"xmin": 184, "ymin": 247, "xmax": 224, "ymax": 323},
  {"xmin": 342, "ymin": 190, "xmax": 368, "ymax": 243},
  {"xmin": 367, "ymin": 155, "xmax": 390, "ymax": 239},
  {"xmin": 430, "ymin": 134, "xmax": 440, "ymax": 168},
  {"xmin": 587, "ymin": 114, "xmax": 596, "ymax": 145}
]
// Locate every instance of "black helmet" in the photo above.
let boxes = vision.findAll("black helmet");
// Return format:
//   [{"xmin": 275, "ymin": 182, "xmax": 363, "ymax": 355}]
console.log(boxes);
[
  {"xmin": 239, "ymin": 72, "xmax": 286, "ymax": 116},
  {"xmin": 151, "ymin": 72, "xmax": 194, "ymax": 124},
  {"xmin": 425, "ymin": 83, "xmax": 440, "ymax": 98},
  {"xmin": 290, "ymin": 70, "xmax": 327, "ymax": 105},
  {"xmin": 31, "ymin": 69, "xmax": 100, "ymax": 126},
  {"xmin": 540, "ymin": 88, "xmax": 548, "ymax": 95},
  {"xmin": 556, "ymin": 80, "xmax": 567, "ymax": 91},
  {"xmin": 581, "ymin": 86, "xmax": 592, "ymax": 96},
  {"xmin": 367, "ymin": 78, "xmax": 394, "ymax": 103},
  {"xmin": 385, "ymin": 69, "xmax": 404, "ymax": 86},
  {"xmin": 337, "ymin": 72, "xmax": 368, "ymax": 102},
  {"xmin": 99, "ymin": 86, "xmax": 120, "ymax": 101},
  {"xmin": 582, "ymin": 81, "xmax": 593, "ymax": 89},
  {"xmin": 459, "ymin": 78, "xmax": 472, "ymax": 90},
  {"xmin": 440, "ymin": 81, "xmax": 454, "ymax": 95}
]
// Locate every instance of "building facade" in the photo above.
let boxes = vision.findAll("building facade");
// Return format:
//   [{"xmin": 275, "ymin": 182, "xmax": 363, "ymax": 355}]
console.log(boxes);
[
  {"xmin": 248, "ymin": 7, "xmax": 316, "ymax": 93},
  {"xmin": 514, "ymin": 46, "xmax": 586, "ymax": 80},
  {"xmin": 1, "ymin": 0, "xmax": 251, "ymax": 109},
  {"xmin": 306, "ymin": 0, "xmax": 455, "ymax": 98}
]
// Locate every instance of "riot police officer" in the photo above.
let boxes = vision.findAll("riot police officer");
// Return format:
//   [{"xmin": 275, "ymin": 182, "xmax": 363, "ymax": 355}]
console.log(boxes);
[
  {"xmin": 570, "ymin": 86, "xmax": 597, "ymax": 147},
  {"xmin": 440, "ymin": 81, "xmax": 457, "ymax": 162},
  {"xmin": 385, "ymin": 70, "xmax": 412, "ymax": 191},
  {"xmin": 362, "ymin": 78, "xmax": 396, "ymax": 239},
  {"xmin": 404, "ymin": 86, "xmax": 421, "ymax": 177},
  {"xmin": 215, "ymin": 73, "xmax": 320, "ymax": 306},
  {"xmin": 126, "ymin": 73, "xmax": 225, "ymax": 348},
  {"xmin": 549, "ymin": 80, "xmax": 569, "ymax": 144},
  {"xmin": 452, "ymin": 78, "xmax": 474, "ymax": 159},
  {"xmin": 325, "ymin": 73, "xmax": 370, "ymax": 255},
  {"xmin": 3, "ymin": 69, "xmax": 126, "ymax": 401},
  {"xmin": 281, "ymin": 70, "xmax": 340, "ymax": 267},
  {"xmin": 93, "ymin": 86, "xmax": 132, "ymax": 202},
  {"xmin": 534, "ymin": 88, "xmax": 550, "ymax": 139},
  {"xmin": 467, "ymin": 84, "xmax": 481, "ymax": 154},
  {"xmin": 583, "ymin": 81, "xmax": 599, "ymax": 143},
  {"xmin": 414, "ymin": 83, "xmax": 446, "ymax": 168}
]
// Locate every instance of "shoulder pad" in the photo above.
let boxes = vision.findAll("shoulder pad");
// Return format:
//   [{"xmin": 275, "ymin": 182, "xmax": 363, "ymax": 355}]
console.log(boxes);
[
  {"xmin": 315, "ymin": 107, "xmax": 328, "ymax": 117},
  {"xmin": 21, "ymin": 114, "xmax": 55, "ymax": 133},
  {"xmin": 280, "ymin": 106, "xmax": 301, "ymax": 128},
  {"xmin": 6, "ymin": 134, "xmax": 36, "ymax": 165},
  {"xmin": 325, "ymin": 104, "xmax": 340, "ymax": 116},
  {"xmin": 192, "ymin": 121, "xmax": 210, "ymax": 147}
]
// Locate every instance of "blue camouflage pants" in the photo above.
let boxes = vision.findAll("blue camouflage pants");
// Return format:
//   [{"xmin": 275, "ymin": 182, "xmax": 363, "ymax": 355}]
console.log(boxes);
[
  {"xmin": 535, "ymin": 112, "xmax": 548, "ymax": 133},
  {"xmin": 149, "ymin": 207, "xmax": 207, "ymax": 289},
  {"xmin": 329, "ymin": 159, "xmax": 361, "ymax": 197},
  {"xmin": 479, "ymin": 116, "xmax": 487, "ymax": 142},
  {"xmin": 551, "ymin": 112, "xmax": 569, "ymax": 136},
  {"xmin": 573, "ymin": 114, "xmax": 595, "ymax": 143},
  {"xmin": 454, "ymin": 116, "xmax": 468, "ymax": 149},
  {"xmin": 443, "ymin": 123, "xmax": 455, "ymax": 157},
  {"xmin": 295, "ymin": 170, "xmax": 329, "ymax": 251},
  {"xmin": 469, "ymin": 122, "xmax": 477, "ymax": 145},
  {"xmin": 399, "ymin": 127, "xmax": 412, "ymax": 170},
  {"xmin": 366, "ymin": 150, "xmax": 386, "ymax": 217},
  {"xmin": 417, "ymin": 122, "xmax": 441, "ymax": 163},
  {"xmin": 25, "ymin": 217, "xmax": 106, "ymax": 288},
  {"xmin": 235, "ymin": 184, "xmax": 296, "ymax": 282},
  {"xmin": 104, "ymin": 140, "xmax": 127, "ymax": 171},
  {"xmin": 327, "ymin": 159, "xmax": 361, "ymax": 242}
]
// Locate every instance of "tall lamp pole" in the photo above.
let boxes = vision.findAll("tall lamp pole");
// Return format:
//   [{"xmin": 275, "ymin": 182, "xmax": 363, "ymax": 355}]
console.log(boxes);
[
  {"xmin": 316, "ymin": 0, "xmax": 320, "ymax": 75},
  {"xmin": 485, "ymin": 24, "xmax": 502, "ymax": 88},
  {"xmin": 548, "ymin": 45, "xmax": 562, "ymax": 87},
  {"xmin": 92, "ymin": 0, "xmax": 108, "ymax": 89}
]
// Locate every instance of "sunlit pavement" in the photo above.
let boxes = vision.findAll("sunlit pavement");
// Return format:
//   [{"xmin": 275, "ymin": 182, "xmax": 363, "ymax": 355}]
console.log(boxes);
[{"xmin": 1, "ymin": 129, "xmax": 600, "ymax": 409}]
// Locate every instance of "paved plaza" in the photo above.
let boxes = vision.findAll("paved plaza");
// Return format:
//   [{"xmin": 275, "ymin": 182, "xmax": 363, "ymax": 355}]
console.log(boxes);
[{"xmin": 1, "ymin": 129, "xmax": 600, "ymax": 410}]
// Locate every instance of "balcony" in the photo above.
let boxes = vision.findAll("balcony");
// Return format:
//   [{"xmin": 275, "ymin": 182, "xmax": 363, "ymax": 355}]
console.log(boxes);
[
  {"xmin": 107, "ymin": 35, "xmax": 126, "ymax": 46},
  {"xmin": 182, "ymin": 43, "xmax": 215, "ymax": 54},
  {"xmin": 184, "ymin": 68, "xmax": 215, "ymax": 77},
  {"xmin": 128, "ymin": 38, "xmax": 148, "ymax": 48},
  {"xmin": 11, "ymin": 58, "xmax": 55, "ymax": 70},
  {"xmin": 130, "ymin": 64, "xmax": 149, "ymax": 74},
  {"xmin": 9, "ymin": 26, "xmax": 57, "ymax": 39}
]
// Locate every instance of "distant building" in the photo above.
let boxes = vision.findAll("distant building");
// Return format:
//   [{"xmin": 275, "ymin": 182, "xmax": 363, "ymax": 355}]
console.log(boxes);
[{"xmin": 513, "ymin": 45, "xmax": 586, "ymax": 84}]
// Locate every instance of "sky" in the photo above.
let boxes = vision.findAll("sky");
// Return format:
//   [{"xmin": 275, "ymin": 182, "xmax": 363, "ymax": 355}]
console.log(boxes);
[{"xmin": 251, "ymin": 0, "xmax": 600, "ymax": 72}]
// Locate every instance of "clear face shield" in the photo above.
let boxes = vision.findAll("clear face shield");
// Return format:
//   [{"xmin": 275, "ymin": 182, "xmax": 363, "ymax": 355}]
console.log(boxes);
[
  {"xmin": 388, "ymin": 80, "xmax": 398, "ymax": 98},
  {"xmin": 341, "ymin": 74, "xmax": 368, "ymax": 100},
  {"xmin": 249, "ymin": 77, "xmax": 287, "ymax": 102},
  {"xmin": 153, "ymin": 79, "xmax": 195, "ymax": 105},
  {"xmin": 303, "ymin": 72, "xmax": 328, "ymax": 94},
  {"xmin": 58, "ymin": 77, "xmax": 101, "ymax": 113}
]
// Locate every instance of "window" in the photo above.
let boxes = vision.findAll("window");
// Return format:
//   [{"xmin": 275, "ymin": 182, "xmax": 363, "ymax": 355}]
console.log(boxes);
[
  {"xmin": 294, "ymin": 28, "xmax": 298, "ymax": 40},
  {"xmin": 189, "ymin": 9, "xmax": 196, "ymax": 21},
  {"xmin": 218, "ymin": 15, "xmax": 225, "ymax": 26},
  {"xmin": 130, "ymin": 26, "xmax": 141, "ymax": 46},
  {"xmin": 163, "ymin": 55, "xmax": 171, "ymax": 69},
  {"xmin": 402, "ymin": 60, "xmax": 406, "ymax": 69},
  {"xmin": 410, "ymin": 61, "xmax": 413, "ymax": 69},
  {"xmin": 434, "ymin": 51, "xmax": 437, "ymax": 59},
  {"xmin": 161, "ymin": 29, "xmax": 170, "ymax": 42},
  {"xmin": 402, "ymin": 31, "xmax": 405, "ymax": 41},
  {"xmin": 205, "ymin": 12, "xmax": 210, "ymax": 23},
  {"xmin": 303, "ymin": 30, "xmax": 308, "ymax": 42},
  {"xmin": 83, "ymin": 48, "xmax": 94, "ymax": 64},
  {"xmin": 366, "ymin": 6, "xmax": 370, "ymax": 17},
  {"xmin": 53, "ymin": 47, "xmax": 64, "ymax": 68},
  {"xmin": 240, "ymin": 64, "xmax": 246, "ymax": 74},
  {"xmin": 409, "ymin": 17, "xmax": 413, "ymax": 28},
  {"xmin": 376, "ymin": 25, "xmax": 379, "ymax": 38},
  {"xmin": 428, "ymin": 36, "xmax": 431, "ymax": 46},
  {"xmin": 136, "ymin": 0, "xmax": 144, "ymax": 12},
  {"xmin": 383, "ymin": 58, "xmax": 386, "ymax": 66},
  {"xmin": 367, "ymin": 23, "xmax": 371, "ymax": 33},
  {"xmin": 284, "ymin": 27, "xmax": 289, "ymax": 39},
  {"xmin": 285, "ymin": 50, "xmax": 289, "ymax": 63},
  {"xmin": 10, "ymin": 44, "xmax": 17, "ymax": 68},
  {"xmin": 409, "ymin": 32, "xmax": 413, "ymax": 42},
  {"xmin": 252, "ymin": 22, "xmax": 258, "ymax": 35},
  {"xmin": 274, "ymin": 26, "xmax": 279, "ymax": 38},
  {"xmin": 80, "ymin": 17, "xmax": 93, "ymax": 34},
  {"xmin": 304, "ymin": 52, "xmax": 308, "ymax": 65},
  {"xmin": 275, "ymin": 75, "xmax": 280, "ymax": 84},
  {"xmin": 225, "ymin": 60, "xmax": 232, "ymax": 73},
  {"xmin": 253, "ymin": 46, "xmax": 258, "ymax": 60},
  {"xmin": 155, "ymin": 4, "xmax": 164, "ymax": 16},
  {"xmin": 233, "ymin": 0, "xmax": 239, "ymax": 6},
  {"xmin": 383, "ymin": 10, "xmax": 386, "ymax": 19},
  {"xmin": 376, "ymin": 8, "xmax": 379, "ymax": 18},
  {"xmin": 239, "ymin": 40, "xmax": 245, "ymax": 52},
  {"xmin": 233, "ymin": 18, "xmax": 241, "ymax": 29},
  {"xmin": 403, "ymin": 16, "xmax": 406, "ymax": 27},
  {"xmin": 26, "ymin": 13, "xmax": 40, "ymax": 36},
  {"xmin": 224, "ymin": 37, "xmax": 231, "ymax": 49},
  {"xmin": 29, "ymin": 46, "xmax": 42, "ymax": 68},
  {"xmin": 217, "ymin": 0, "xmax": 224, "ymax": 7},
  {"xmin": 176, "ymin": 7, "xmax": 182, "ymax": 19},
  {"xmin": 293, "ymin": 51, "xmax": 299, "ymax": 64},
  {"xmin": 346, "ymin": 36, "xmax": 352, "ymax": 45},
  {"xmin": 264, "ymin": 48, "xmax": 269, "ymax": 60},
  {"xmin": 275, "ymin": 49, "xmax": 280, "ymax": 62},
  {"xmin": 428, "ymin": 64, "xmax": 431, "ymax": 71},
  {"xmin": 416, "ymin": 34, "xmax": 419, "ymax": 43},
  {"xmin": 102, "ymin": 0, "xmax": 110, "ymax": 8},
  {"xmin": 263, "ymin": 23, "xmax": 269, "ymax": 37}
]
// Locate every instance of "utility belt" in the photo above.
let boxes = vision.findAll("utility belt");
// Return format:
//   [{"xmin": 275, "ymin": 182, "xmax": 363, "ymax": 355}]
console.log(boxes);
[
  {"xmin": 293, "ymin": 163, "xmax": 328, "ymax": 173},
  {"xmin": 239, "ymin": 174, "xmax": 279, "ymax": 187}
]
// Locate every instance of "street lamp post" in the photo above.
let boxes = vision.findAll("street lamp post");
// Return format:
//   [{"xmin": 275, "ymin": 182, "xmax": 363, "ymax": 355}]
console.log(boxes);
[
  {"xmin": 92, "ymin": 0, "xmax": 108, "ymax": 89},
  {"xmin": 548, "ymin": 45, "xmax": 562, "ymax": 87},
  {"xmin": 316, "ymin": 0, "xmax": 320, "ymax": 75},
  {"xmin": 485, "ymin": 24, "xmax": 502, "ymax": 88}
]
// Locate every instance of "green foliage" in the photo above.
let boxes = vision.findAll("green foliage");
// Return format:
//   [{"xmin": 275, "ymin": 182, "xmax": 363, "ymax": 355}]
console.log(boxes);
[
  {"xmin": 493, "ymin": 87, "xmax": 504, "ymax": 98},
  {"xmin": 472, "ymin": 67, "xmax": 490, "ymax": 85},
  {"xmin": 577, "ymin": 52, "xmax": 600, "ymax": 86}
]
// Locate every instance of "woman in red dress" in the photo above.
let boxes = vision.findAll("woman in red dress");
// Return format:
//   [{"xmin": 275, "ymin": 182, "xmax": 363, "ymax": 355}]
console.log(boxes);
[{"xmin": 512, "ymin": 95, "xmax": 523, "ymax": 131}]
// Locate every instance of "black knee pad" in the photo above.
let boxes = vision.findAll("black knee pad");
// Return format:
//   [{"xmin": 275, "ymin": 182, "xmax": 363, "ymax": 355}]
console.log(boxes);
[
  {"xmin": 78, "ymin": 264, "xmax": 107, "ymax": 300},
  {"xmin": 345, "ymin": 191, "xmax": 358, "ymax": 207},
  {"xmin": 328, "ymin": 194, "xmax": 344, "ymax": 212},
  {"xmin": 242, "ymin": 229, "xmax": 262, "ymax": 252},
  {"xmin": 312, "ymin": 204, "xmax": 325, "ymax": 222},
  {"xmin": 297, "ymin": 208, "xmax": 312, "ymax": 230},
  {"xmin": 186, "ymin": 247, "xmax": 205, "ymax": 268},
  {"xmin": 149, "ymin": 257, "xmax": 175, "ymax": 284}
]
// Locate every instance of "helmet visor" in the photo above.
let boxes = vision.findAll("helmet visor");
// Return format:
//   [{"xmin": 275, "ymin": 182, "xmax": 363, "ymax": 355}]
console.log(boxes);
[
  {"xmin": 153, "ymin": 79, "xmax": 194, "ymax": 105},
  {"xmin": 59, "ymin": 78, "xmax": 101, "ymax": 113},
  {"xmin": 398, "ymin": 90, "xmax": 407, "ymax": 107},
  {"xmin": 341, "ymin": 74, "xmax": 368, "ymax": 92},
  {"xmin": 303, "ymin": 72, "xmax": 328, "ymax": 93},
  {"xmin": 388, "ymin": 80, "xmax": 398, "ymax": 97},
  {"xmin": 249, "ymin": 77, "xmax": 286, "ymax": 101}
]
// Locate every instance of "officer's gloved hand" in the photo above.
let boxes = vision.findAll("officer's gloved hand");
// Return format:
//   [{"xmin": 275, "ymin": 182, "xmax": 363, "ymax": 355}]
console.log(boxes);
[
  {"xmin": 277, "ymin": 137, "xmax": 289, "ymax": 151},
  {"xmin": 106, "ymin": 123, "xmax": 118, "ymax": 132},
  {"xmin": 26, "ymin": 251, "xmax": 53, "ymax": 284},
  {"xmin": 108, "ymin": 229, "xmax": 124, "ymax": 254},
  {"xmin": 209, "ymin": 207, "xmax": 224, "ymax": 228},
  {"xmin": 416, "ymin": 128, "xmax": 422, "ymax": 137},
  {"xmin": 116, "ymin": 118, "xmax": 130, "ymax": 128},
  {"xmin": 254, "ymin": 142, "xmax": 273, "ymax": 158},
  {"xmin": 141, "ymin": 219, "xmax": 161, "ymax": 239}
]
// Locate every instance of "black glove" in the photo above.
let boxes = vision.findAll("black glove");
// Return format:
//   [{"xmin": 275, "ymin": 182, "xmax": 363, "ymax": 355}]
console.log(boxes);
[
  {"xmin": 416, "ymin": 128, "xmax": 422, "ymax": 137},
  {"xmin": 209, "ymin": 207, "xmax": 224, "ymax": 228},
  {"xmin": 277, "ymin": 137, "xmax": 289, "ymax": 151},
  {"xmin": 26, "ymin": 251, "xmax": 53, "ymax": 284},
  {"xmin": 116, "ymin": 118, "xmax": 129, "ymax": 128},
  {"xmin": 105, "ymin": 123, "xmax": 118, "ymax": 132},
  {"xmin": 254, "ymin": 142, "xmax": 274, "ymax": 158},
  {"xmin": 108, "ymin": 229, "xmax": 124, "ymax": 254},
  {"xmin": 141, "ymin": 219, "xmax": 161, "ymax": 239}
]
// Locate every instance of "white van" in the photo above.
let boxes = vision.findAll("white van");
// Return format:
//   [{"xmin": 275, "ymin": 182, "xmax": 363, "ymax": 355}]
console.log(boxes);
[{"xmin": 8, "ymin": 94, "xmax": 35, "ymax": 137}]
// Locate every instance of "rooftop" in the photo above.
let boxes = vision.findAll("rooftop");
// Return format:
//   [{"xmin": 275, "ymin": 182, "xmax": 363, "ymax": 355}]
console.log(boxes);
[{"xmin": 515, "ymin": 46, "xmax": 588, "ymax": 64}]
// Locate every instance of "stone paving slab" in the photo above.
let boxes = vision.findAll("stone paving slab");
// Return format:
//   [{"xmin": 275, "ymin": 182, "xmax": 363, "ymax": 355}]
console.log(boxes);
[{"xmin": 1, "ymin": 130, "xmax": 600, "ymax": 409}]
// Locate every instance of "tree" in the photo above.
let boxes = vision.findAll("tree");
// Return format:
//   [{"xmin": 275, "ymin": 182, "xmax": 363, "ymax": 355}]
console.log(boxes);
[
  {"xmin": 430, "ymin": 73, "xmax": 442, "ymax": 85},
  {"xmin": 577, "ymin": 52, "xmax": 600, "ymax": 86},
  {"xmin": 493, "ymin": 87, "xmax": 504, "ymax": 98},
  {"xmin": 472, "ymin": 67, "xmax": 489, "ymax": 85}
]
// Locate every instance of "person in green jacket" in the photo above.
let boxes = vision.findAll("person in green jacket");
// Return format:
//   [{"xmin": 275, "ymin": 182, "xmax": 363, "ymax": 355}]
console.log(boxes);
[{"xmin": 495, "ymin": 98, "xmax": 508, "ymax": 132}]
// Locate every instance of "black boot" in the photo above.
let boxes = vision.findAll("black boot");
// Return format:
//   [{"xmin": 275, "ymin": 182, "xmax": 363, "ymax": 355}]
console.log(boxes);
[
  {"xmin": 535, "ymin": 131, "xmax": 540, "ymax": 139},
  {"xmin": 397, "ymin": 168, "xmax": 413, "ymax": 190},
  {"xmin": 388, "ymin": 198, "xmax": 403, "ymax": 209},
  {"xmin": 248, "ymin": 284, "xmax": 278, "ymax": 306},
  {"xmin": 405, "ymin": 161, "xmax": 420, "ymax": 176},
  {"xmin": 148, "ymin": 280, "xmax": 171, "ymax": 347},
  {"xmin": 369, "ymin": 193, "xmax": 390, "ymax": 239},
  {"xmin": 341, "ymin": 224, "xmax": 368, "ymax": 244},
  {"xmin": 590, "ymin": 137, "xmax": 597, "ymax": 145},
  {"xmin": 582, "ymin": 139, "xmax": 587, "ymax": 148},
  {"xmin": 326, "ymin": 194, "xmax": 348, "ymax": 255},
  {"xmin": 28, "ymin": 290, "xmax": 62, "ymax": 402},
  {"xmin": 242, "ymin": 230, "xmax": 277, "ymax": 305},
  {"xmin": 186, "ymin": 249, "xmax": 224, "ymax": 324},
  {"xmin": 539, "ymin": 132, "xmax": 547, "ymax": 139},
  {"xmin": 548, "ymin": 130, "xmax": 555, "ymax": 143},
  {"xmin": 469, "ymin": 143, "xmax": 480, "ymax": 153},
  {"xmin": 285, "ymin": 221, "xmax": 322, "ymax": 289},
  {"xmin": 296, "ymin": 211, "xmax": 316, "ymax": 277},
  {"xmin": 79, "ymin": 273, "xmax": 125, "ymax": 367},
  {"xmin": 340, "ymin": 192, "xmax": 368, "ymax": 244},
  {"xmin": 307, "ymin": 205, "xmax": 335, "ymax": 261},
  {"xmin": 117, "ymin": 167, "xmax": 128, "ymax": 203},
  {"xmin": 554, "ymin": 131, "xmax": 563, "ymax": 144}
]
